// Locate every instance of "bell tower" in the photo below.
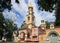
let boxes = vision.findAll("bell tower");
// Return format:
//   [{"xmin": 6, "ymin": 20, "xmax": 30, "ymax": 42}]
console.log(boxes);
[
  {"xmin": 25, "ymin": 4, "xmax": 35, "ymax": 29},
  {"xmin": 41, "ymin": 19, "xmax": 46, "ymax": 30}
]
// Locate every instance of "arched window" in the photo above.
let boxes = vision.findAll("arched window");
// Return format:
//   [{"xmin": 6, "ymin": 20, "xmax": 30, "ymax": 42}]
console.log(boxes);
[
  {"xmin": 20, "ymin": 32, "xmax": 25, "ymax": 40},
  {"xmin": 27, "ymin": 33, "xmax": 30, "ymax": 38},
  {"xmin": 28, "ymin": 16, "xmax": 30, "ymax": 21}
]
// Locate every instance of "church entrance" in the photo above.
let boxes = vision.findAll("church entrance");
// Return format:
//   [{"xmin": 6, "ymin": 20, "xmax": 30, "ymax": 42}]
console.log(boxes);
[
  {"xmin": 20, "ymin": 32, "xmax": 25, "ymax": 40},
  {"xmin": 47, "ymin": 31, "xmax": 59, "ymax": 42}
]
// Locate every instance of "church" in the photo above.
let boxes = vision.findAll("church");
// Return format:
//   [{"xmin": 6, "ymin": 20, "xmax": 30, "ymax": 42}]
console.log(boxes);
[{"xmin": 13, "ymin": 4, "xmax": 60, "ymax": 42}]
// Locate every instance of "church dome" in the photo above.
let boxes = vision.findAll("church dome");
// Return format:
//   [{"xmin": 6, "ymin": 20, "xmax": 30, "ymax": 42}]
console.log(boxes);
[{"xmin": 28, "ymin": 4, "xmax": 33, "ymax": 9}]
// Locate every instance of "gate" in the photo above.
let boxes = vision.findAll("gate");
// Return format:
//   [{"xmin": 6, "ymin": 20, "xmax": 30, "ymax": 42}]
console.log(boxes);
[{"xmin": 47, "ymin": 31, "xmax": 59, "ymax": 42}]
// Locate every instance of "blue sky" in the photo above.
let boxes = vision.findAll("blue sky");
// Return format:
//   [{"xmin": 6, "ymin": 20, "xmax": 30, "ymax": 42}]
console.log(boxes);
[{"xmin": 3, "ymin": 0, "xmax": 55, "ymax": 28}]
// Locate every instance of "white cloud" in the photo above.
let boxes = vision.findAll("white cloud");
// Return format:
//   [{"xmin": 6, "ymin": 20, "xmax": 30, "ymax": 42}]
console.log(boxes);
[{"xmin": 3, "ymin": 10, "xmax": 17, "ymax": 21}]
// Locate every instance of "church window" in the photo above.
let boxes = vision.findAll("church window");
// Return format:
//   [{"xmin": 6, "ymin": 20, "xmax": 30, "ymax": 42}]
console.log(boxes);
[
  {"xmin": 41, "ymin": 20, "xmax": 44, "ymax": 23},
  {"xmin": 33, "ymin": 36, "xmax": 37, "ymax": 38},
  {"xmin": 20, "ymin": 32, "xmax": 25, "ymax": 40},
  {"xmin": 28, "ymin": 16, "xmax": 30, "ymax": 21},
  {"xmin": 27, "ymin": 33, "xmax": 30, "ymax": 38}
]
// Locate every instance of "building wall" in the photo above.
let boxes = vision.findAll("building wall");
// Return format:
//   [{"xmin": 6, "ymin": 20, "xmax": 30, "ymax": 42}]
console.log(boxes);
[
  {"xmin": 39, "ymin": 27, "xmax": 60, "ymax": 42},
  {"xmin": 13, "ymin": 27, "xmax": 60, "ymax": 42},
  {"xmin": 31, "ymin": 28, "xmax": 39, "ymax": 41}
]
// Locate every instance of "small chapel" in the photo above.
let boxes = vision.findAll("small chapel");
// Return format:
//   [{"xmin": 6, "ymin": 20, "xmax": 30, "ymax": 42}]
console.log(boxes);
[{"xmin": 13, "ymin": 4, "xmax": 60, "ymax": 42}]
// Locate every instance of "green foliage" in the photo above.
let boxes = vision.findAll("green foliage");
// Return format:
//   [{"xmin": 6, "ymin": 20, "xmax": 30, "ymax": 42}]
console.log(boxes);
[
  {"xmin": 45, "ymin": 21, "xmax": 50, "ymax": 29},
  {"xmin": 15, "ymin": 0, "xmax": 19, "ymax": 4},
  {"xmin": 55, "ymin": 0, "xmax": 60, "ymax": 26},
  {"xmin": 0, "ymin": 0, "xmax": 11, "ymax": 11},
  {"xmin": 0, "ymin": 0, "xmax": 19, "ymax": 11},
  {"xmin": 0, "ymin": 12, "xmax": 5, "ymax": 28},
  {"xmin": 0, "ymin": 0, "xmax": 19, "ymax": 41},
  {"xmin": 0, "ymin": 13, "xmax": 18, "ymax": 40},
  {"xmin": 37, "ymin": 0, "xmax": 58, "ymax": 12},
  {"xmin": 0, "ymin": 13, "xmax": 5, "ymax": 40},
  {"xmin": 4, "ymin": 19, "xmax": 18, "ymax": 41}
]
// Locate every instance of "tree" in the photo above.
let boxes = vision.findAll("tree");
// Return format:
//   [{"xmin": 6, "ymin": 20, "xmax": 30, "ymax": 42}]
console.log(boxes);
[
  {"xmin": 45, "ymin": 21, "xmax": 50, "ymax": 29},
  {"xmin": 0, "ymin": 0, "xmax": 19, "ymax": 11},
  {"xmin": 4, "ymin": 19, "xmax": 18, "ymax": 41},
  {"xmin": 0, "ymin": 0, "xmax": 11, "ymax": 11},
  {"xmin": 0, "ymin": 0, "xmax": 19, "ymax": 40},
  {"xmin": 37, "ymin": 0, "xmax": 60, "ymax": 26},
  {"xmin": 0, "ymin": 12, "xmax": 5, "ymax": 40},
  {"xmin": 55, "ymin": 0, "xmax": 60, "ymax": 26}
]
